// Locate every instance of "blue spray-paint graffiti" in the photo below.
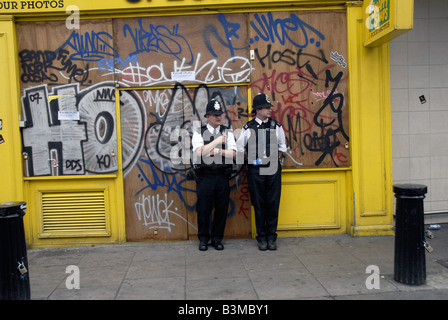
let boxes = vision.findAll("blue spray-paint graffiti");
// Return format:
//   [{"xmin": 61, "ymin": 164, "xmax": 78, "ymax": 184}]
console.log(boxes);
[
  {"xmin": 61, "ymin": 30, "xmax": 118, "ymax": 62},
  {"xmin": 135, "ymin": 156, "xmax": 197, "ymax": 211},
  {"xmin": 123, "ymin": 19, "xmax": 194, "ymax": 64},
  {"xmin": 204, "ymin": 13, "xmax": 249, "ymax": 58},
  {"xmin": 135, "ymin": 156, "xmax": 239, "ymax": 217},
  {"xmin": 250, "ymin": 12, "xmax": 325, "ymax": 48}
]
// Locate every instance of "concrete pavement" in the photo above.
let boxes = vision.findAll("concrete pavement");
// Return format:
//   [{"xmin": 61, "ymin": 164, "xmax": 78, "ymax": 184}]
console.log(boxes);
[{"xmin": 26, "ymin": 224, "xmax": 448, "ymax": 300}]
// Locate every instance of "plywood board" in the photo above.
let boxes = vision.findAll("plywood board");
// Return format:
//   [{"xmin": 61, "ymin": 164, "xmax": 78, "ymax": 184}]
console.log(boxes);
[
  {"xmin": 249, "ymin": 11, "xmax": 349, "ymax": 168},
  {"xmin": 113, "ymin": 13, "xmax": 250, "ymax": 86},
  {"xmin": 16, "ymin": 20, "xmax": 115, "ymax": 91},
  {"xmin": 123, "ymin": 85, "xmax": 251, "ymax": 241}
]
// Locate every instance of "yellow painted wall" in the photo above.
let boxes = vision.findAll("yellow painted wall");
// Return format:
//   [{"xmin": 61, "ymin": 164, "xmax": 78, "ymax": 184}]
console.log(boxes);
[
  {"xmin": 347, "ymin": 4, "xmax": 394, "ymax": 236},
  {"xmin": 0, "ymin": 17, "xmax": 29, "ymax": 244},
  {"xmin": 0, "ymin": 1, "xmax": 400, "ymax": 247},
  {"xmin": 0, "ymin": 17, "xmax": 23, "ymax": 203}
]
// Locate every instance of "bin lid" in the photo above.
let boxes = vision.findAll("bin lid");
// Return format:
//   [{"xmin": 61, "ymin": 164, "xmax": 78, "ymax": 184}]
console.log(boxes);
[
  {"xmin": 0, "ymin": 202, "xmax": 27, "ymax": 217},
  {"xmin": 393, "ymin": 184, "xmax": 427, "ymax": 196}
]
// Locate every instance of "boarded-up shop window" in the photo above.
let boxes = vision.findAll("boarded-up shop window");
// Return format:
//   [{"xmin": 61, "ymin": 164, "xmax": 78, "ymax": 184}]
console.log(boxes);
[
  {"xmin": 16, "ymin": 20, "xmax": 121, "ymax": 177},
  {"xmin": 16, "ymin": 11, "xmax": 348, "ymax": 179},
  {"xmin": 249, "ymin": 11, "xmax": 349, "ymax": 168}
]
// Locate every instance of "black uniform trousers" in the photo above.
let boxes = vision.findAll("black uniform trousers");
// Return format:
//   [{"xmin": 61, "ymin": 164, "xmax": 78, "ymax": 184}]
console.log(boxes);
[
  {"xmin": 196, "ymin": 168, "xmax": 230, "ymax": 244},
  {"xmin": 246, "ymin": 162, "xmax": 282, "ymax": 243}
]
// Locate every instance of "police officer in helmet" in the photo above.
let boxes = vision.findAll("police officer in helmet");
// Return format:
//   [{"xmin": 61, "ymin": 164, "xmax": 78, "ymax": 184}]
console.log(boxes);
[
  {"xmin": 192, "ymin": 99, "xmax": 237, "ymax": 251},
  {"xmin": 236, "ymin": 93, "xmax": 286, "ymax": 251}
]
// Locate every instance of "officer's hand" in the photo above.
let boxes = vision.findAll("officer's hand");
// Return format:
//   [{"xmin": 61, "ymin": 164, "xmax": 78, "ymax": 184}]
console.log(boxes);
[{"xmin": 219, "ymin": 135, "xmax": 226, "ymax": 144}]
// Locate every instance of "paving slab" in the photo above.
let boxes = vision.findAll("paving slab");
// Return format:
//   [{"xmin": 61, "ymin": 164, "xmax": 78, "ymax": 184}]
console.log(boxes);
[{"xmin": 23, "ymin": 224, "xmax": 448, "ymax": 302}]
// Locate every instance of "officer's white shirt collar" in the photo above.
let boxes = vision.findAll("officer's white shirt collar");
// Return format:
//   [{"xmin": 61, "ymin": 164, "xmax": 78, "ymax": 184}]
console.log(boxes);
[
  {"xmin": 255, "ymin": 117, "xmax": 269, "ymax": 125},
  {"xmin": 206, "ymin": 123, "xmax": 220, "ymax": 134}
]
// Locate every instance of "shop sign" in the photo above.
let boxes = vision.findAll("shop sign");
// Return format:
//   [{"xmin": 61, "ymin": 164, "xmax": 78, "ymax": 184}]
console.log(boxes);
[
  {"xmin": 0, "ymin": 0, "xmax": 234, "ymax": 13},
  {"xmin": 0, "ymin": 0, "xmax": 64, "ymax": 11},
  {"xmin": 363, "ymin": 0, "xmax": 414, "ymax": 47}
]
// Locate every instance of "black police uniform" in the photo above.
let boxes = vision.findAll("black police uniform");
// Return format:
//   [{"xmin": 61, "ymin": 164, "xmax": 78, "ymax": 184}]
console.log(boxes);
[
  {"xmin": 195, "ymin": 124, "xmax": 232, "ymax": 248},
  {"xmin": 243, "ymin": 118, "xmax": 282, "ymax": 246}
]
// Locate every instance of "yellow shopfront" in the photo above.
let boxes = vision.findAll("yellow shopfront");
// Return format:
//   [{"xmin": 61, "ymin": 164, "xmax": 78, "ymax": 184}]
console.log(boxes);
[{"xmin": 0, "ymin": 0, "xmax": 412, "ymax": 248}]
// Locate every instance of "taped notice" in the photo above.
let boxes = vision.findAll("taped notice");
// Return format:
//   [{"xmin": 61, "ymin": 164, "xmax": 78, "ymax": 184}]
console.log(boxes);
[
  {"xmin": 171, "ymin": 71, "xmax": 195, "ymax": 81},
  {"xmin": 58, "ymin": 111, "xmax": 80, "ymax": 121}
]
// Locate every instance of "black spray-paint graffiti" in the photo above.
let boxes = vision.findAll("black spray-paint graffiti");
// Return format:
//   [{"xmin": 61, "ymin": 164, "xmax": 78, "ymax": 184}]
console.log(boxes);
[
  {"xmin": 18, "ymin": 48, "xmax": 90, "ymax": 86},
  {"xmin": 303, "ymin": 69, "xmax": 347, "ymax": 166},
  {"xmin": 20, "ymin": 81, "xmax": 247, "ymax": 178},
  {"xmin": 134, "ymin": 83, "xmax": 247, "ymax": 222},
  {"xmin": 249, "ymin": 11, "xmax": 349, "ymax": 167}
]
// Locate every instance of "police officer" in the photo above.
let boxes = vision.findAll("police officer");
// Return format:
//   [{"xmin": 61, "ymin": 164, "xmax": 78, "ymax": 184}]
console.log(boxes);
[
  {"xmin": 236, "ymin": 93, "xmax": 287, "ymax": 251},
  {"xmin": 192, "ymin": 99, "xmax": 237, "ymax": 251}
]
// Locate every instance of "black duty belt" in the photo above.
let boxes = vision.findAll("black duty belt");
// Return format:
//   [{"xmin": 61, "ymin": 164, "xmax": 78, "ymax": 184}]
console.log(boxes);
[{"xmin": 197, "ymin": 167, "xmax": 228, "ymax": 175}]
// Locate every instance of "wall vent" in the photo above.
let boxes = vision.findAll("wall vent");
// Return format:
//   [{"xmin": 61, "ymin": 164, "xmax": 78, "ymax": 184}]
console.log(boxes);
[{"xmin": 39, "ymin": 191, "xmax": 110, "ymax": 238}]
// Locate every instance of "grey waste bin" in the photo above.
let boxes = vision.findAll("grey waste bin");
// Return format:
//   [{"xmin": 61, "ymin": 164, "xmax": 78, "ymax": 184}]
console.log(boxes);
[
  {"xmin": 393, "ymin": 184, "xmax": 427, "ymax": 285},
  {"xmin": 0, "ymin": 202, "xmax": 30, "ymax": 300}
]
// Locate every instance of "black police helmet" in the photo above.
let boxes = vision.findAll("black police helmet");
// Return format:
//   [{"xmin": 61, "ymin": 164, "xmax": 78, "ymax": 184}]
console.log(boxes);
[
  {"xmin": 204, "ymin": 99, "xmax": 224, "ymax": 117},
  {"xmin": 252, "ymin": 93, "xmax": 273, "ymax": 113}
]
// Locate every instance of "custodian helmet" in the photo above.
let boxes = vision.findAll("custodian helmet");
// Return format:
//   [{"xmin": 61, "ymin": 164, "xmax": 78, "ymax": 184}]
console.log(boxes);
[
  {"xmin": 204, "ymin": 99, "xmax": 224, "ymax": 117},
  {"xmin": 252, "ymin": 93, "xmax": 273, "ymax": 113}
]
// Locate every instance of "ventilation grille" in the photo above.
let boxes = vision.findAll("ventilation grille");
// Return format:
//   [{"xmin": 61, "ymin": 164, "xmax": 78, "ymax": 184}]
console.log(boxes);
[{"xmin": 39, "ymin": 191, "xmax": 110, "ymax": 238}]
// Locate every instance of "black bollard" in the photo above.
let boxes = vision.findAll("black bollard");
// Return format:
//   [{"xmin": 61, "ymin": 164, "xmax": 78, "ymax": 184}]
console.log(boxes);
[{"xmin": 393, "ymin": 184, "xmax": 427, "ymax": 285}]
